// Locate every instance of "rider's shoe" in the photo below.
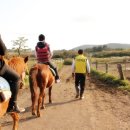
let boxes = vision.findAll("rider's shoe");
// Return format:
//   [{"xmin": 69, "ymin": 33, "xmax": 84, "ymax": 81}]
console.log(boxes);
[
  {"xmin": 75, "ymin": 94, "xmax": 79, "ymax": 98},
  {"xmin": 80, "ymin": 96, "xmax": 84, "ymax": 100},
  {"xmin": 7, "ymin": 105, "xmax": 25, "ymax": 113},
  {"xmin": 55, "ymin": 76, "xmax": 60, "ymax": 83},
  {"xmin": 55, "ymin": 79, "xmax": 60, "ymax": 83},
  {"xmin": 14, "ymin": 105, "xmax": 25, "ymax": 113}
]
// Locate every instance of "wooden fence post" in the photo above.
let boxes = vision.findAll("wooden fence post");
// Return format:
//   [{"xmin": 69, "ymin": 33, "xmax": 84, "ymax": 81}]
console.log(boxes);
[
  {"xmin": 96, "ymin": 61, "xmax": 98, "ymax": 70},
  {"xmin": 105, "ymin": 63, "xmax": 108, "ymax": 73},
  {"xmin": 117, "ymin": 64, "xmax": 125, "ymax": 80}
]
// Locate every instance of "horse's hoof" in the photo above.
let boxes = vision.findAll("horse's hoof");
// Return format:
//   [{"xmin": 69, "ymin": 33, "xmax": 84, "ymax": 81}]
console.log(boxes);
[
  {"xmin": 19, "ymin": 82, "xmax": 24, "ymax": 89},
  {"xmin": 32, "ymin": 112, "xmax": 36, "ymax": 115},
  {"xmin": 49, "ymin": 100, "xmax": 52, "ymax": 103},
  {"xmin": 37, "ymin": 113, "xmax": 41, "ymax": 117},
  {"xmin": 41, "ymin": 106, "xmax": 45, "ymax": 109}
]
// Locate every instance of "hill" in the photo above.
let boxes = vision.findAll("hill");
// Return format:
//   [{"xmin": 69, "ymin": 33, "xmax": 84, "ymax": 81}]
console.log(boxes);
[{"xmin": 72, "ymin": 43, "xmax": 130, "ymax": 50}]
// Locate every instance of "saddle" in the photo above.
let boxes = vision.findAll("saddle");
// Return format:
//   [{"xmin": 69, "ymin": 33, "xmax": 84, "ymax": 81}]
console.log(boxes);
[
  {"xmin": 49, "ymin": 67, "xmax": 56, "ymax": 77},
  {"xmin": 34, "ymin": 63, "xmax": 56, "ymax": 77},
  {"xmin": 0, "ymin": 76, "xmax": 11, "ymax": 102}
]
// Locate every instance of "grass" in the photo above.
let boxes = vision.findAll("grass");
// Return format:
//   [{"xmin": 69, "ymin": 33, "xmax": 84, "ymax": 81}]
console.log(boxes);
[{"xmin": 91, "ymin": 68, "xmax": 130, "ymax": 92}]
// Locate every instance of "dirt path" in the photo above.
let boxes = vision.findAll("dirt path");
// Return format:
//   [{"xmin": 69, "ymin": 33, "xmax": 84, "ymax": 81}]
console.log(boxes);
[{"xmin": 1, "ymin": 66, "xmax": 130, "ymax": 130}]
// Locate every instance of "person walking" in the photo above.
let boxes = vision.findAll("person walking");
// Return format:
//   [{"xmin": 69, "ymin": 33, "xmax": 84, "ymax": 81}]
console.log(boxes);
[
  {"xmin": 72, "ymin": 49, "xmax": 90, "ymax": 99},
  {"xmin": 35, "ymin": 34, "xmax": 60, "ymax": 83},
  {"xmin": 0, "ymin": 35, "xmax": 25, "ymax": 113}
]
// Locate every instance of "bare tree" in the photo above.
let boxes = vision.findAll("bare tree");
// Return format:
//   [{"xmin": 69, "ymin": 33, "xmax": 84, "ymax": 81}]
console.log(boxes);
[{"xmin": 12, "ymin": 37, "xmax": 28, "ymax": 56}]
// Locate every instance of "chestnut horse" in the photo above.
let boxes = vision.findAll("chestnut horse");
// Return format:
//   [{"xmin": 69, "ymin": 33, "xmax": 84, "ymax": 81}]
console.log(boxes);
[
  {"xmin": 8, "ymin": 56, "xmax": 29, "ymax": 89},
  {"xmin": 0, "ymin": 56, "xmax": 28, "ymax": 130},
  {"xmin": 0, "ymin": 84, "xmax": 19, "ymax": 130},
  {"xmin": 29, "ymin": 63, "xmax": 55, "ymax": 117}
]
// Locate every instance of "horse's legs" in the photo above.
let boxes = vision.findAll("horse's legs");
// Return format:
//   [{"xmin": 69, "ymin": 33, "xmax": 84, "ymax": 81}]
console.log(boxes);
[
  {"xmin": 10, "ymin": 112, "xmax": 19, "ymax": 130},
  {"xmin": 48, "ymin": 86, "xmax": 52, "ymax": 103},
  {"xmin": 41, "ymin": 92, "xmax": 45, "ymax": 109},
  {"xmin": 37, "ymin": 87, "xmax": 44, "ymax": 117},
  {"xmin": 31, "ymin": 92, "xmax": 38, "ymax": 115}
]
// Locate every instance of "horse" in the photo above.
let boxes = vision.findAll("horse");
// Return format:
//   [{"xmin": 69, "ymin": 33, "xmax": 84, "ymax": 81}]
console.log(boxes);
[
  {"xmin": 0, "ymin": 56, "xmax": 28, "ymax": 130},
  {"xmin": 29, "ymin": 63, "xmax": 55, "ymax": 117},
  {"xmin": 0, "ymin": 77, "xmax": 19, "ymax": 130},
  {"xmin": 8, "ymin": 56, "xmax": 29, "ymax": 89}
]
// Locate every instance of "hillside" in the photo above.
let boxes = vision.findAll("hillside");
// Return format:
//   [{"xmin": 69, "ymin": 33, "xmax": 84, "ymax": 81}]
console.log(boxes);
[{"xmin": 72, "ymin": 43, "xmax": 130, "ymax": 50}]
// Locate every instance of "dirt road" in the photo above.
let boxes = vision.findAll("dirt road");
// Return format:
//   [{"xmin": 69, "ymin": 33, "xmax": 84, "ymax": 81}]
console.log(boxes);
[{"xmin": 1, "ymin": 66, "xmax": 130, "ymax": 130}]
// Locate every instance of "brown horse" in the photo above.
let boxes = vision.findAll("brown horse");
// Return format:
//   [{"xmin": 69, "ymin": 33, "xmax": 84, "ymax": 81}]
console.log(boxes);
[
  {"xmin": 0, "ymin": 56, "xmax": 28, "ymax": 130},
  {"xmin": 29, "ymin": 63, "xmax": 55, "ymax": 117},
  {"xmin": 0, "ymin": 93, "xmax": 19, "ymax": 130},
  {"xmin": 8, "ymin": 56, "xmax": 29, "ymax": 89}
]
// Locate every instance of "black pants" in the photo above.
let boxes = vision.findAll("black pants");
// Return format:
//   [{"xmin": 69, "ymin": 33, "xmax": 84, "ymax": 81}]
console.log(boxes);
[
  {"xmin": 0, "ymin": 64, "xmax": 20, "ymax": 107},
  {"xmin": 75, "ymin": 73, "xmax": 86, "ymax": 97},
  {"xmin": 42, "ymin": 61, "xmax": 59, "ymax": 79}
]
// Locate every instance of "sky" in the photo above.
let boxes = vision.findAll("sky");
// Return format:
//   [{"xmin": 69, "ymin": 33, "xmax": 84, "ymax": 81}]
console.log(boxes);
[{"xmin": 1, "ymin": 0, "xmax": 130, "ymax": 50}]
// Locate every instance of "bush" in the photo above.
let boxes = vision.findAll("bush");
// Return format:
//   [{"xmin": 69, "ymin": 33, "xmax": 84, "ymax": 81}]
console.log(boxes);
[{"xmin": 63, "ymin": 58, "xmax": 72, "ymax": 65}]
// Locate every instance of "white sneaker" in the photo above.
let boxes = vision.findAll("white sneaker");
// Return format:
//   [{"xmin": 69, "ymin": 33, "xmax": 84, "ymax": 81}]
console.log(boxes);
[
  {"xmin": 56, "ymin": 79, "xmax": 60, "ymax": 83},
  {"xmin": 80, "ymin": 96, "xmax": 84, "ymax": 100},
  {"xmin": 14, "ymin": 105, "xmax": 25, "ymax": 113}
]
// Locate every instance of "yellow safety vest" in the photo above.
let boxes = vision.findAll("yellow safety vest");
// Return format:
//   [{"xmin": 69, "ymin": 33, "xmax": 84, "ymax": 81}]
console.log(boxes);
[{"xmin": 75, "ymin": 55, "xmax": 87, "ymax": 73}]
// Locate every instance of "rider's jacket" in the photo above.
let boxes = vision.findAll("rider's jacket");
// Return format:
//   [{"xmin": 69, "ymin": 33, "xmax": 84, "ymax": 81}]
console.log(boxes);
[
  {"xmin": 0, "ymin": 36, "xmax": 6, "ymax": 69},
  {"xmin": 35, "ymin": 42, "xmax": 51, "ymax": 63},
  {"xmin": 75, "ymin": 55, "xmax": 87, "ymax": 73}
]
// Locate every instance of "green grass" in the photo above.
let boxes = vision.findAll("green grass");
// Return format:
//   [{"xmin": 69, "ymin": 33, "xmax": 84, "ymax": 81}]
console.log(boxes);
[{"xmin": 91, "ymin": 68, "xmax": 130, "ymax": 91}]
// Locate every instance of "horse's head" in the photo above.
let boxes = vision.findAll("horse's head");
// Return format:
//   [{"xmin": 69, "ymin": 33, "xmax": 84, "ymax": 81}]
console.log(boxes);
[
  {"xmin": 8, "ymin": 56, "xmax": 29, "ymax": 88},
  {"xmin": 8, "ymin": 56, "xmax": 29, "ymax": 76}
]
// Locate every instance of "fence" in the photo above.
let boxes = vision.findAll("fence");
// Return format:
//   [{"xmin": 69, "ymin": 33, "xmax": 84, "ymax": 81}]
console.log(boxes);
[{"xmin": 91, "ymin": 61, "xmax": 130, "ymax": 80}]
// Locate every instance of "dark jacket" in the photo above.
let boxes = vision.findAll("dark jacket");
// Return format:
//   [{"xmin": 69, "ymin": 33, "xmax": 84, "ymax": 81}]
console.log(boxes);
[
  {"xmin": 0, "ymin": 35, "xmax": 7, "ymax": 69},
  {"xmin": 0, "ymin": 35, "xmax": 7, "ymax": 55}
]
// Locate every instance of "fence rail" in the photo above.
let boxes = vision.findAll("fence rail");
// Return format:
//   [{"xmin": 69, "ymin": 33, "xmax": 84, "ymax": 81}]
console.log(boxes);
[{"xmin": 91, "ymin": 61, "xmax": 130, "ymax": 80}]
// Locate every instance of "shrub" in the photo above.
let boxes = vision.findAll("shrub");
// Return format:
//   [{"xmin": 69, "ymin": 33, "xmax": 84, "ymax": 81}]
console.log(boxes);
[{"xmin": 63, "ymin": 58, "xmax": 72, "ymax": 65}]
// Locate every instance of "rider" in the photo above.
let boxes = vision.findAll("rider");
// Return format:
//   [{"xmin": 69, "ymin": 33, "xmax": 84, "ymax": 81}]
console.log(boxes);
[
  {"xmin": 0, "ymin": 35, "xmax": 25, "ymax": 113},
  {"xmin": 35, "ymin": 34, "xmax": 60, "ymax": 83}
]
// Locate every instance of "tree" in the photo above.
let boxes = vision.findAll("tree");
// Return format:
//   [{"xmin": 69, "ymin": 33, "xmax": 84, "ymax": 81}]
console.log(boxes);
[{"xmin": 12, "ymin": 37, "xmax": 28, "ymax": 56}]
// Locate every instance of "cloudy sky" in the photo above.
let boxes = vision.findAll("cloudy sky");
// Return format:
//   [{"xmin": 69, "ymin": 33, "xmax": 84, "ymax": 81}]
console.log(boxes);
[{"xmin": 0, "ymin": 0, "xmax": 130, "ymax": 50}]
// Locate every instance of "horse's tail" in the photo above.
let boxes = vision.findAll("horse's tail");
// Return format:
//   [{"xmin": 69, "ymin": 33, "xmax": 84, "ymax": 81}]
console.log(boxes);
[{"xmin": 29, "ymin": 65, "xmax": 39, "ymax": 95}]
